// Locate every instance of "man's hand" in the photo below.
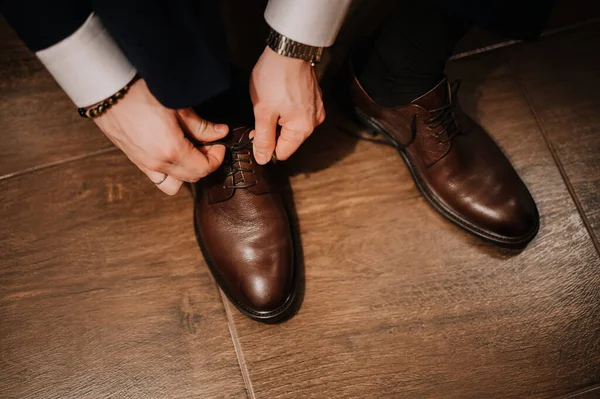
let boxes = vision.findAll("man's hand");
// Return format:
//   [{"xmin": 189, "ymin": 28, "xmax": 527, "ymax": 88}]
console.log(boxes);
[
  {"xmin": 250, "ymin": 46, "xmax": 325, "ymax": 165},
  {"xmin": 94, "ymin": 79, "xmax": 228, "ymax": 195}
]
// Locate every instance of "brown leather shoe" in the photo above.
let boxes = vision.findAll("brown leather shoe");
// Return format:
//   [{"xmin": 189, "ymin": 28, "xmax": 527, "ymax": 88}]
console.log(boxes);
[
  {"xmin": 192, "ymin": 127, "xmax": 297, "ymax": 322},
  {"xmin": 348, "ymin": 71, "xmax": 539, "ymax": 248}
]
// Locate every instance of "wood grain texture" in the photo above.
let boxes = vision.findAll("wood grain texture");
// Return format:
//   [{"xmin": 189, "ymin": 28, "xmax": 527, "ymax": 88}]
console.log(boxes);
[
  {"xmin": 0, "ymin": 17, "xmax": 113, "ymax": 178},
  {"xmin": 224, "ymin": 41, "xmax": 600, "ymax": 398},
  {"xmin": 509, "ymin": 23, "xmax": 600, "ymax": 247},
  {"xmin": 0, "ymin": 153, "xmax": 247, "ymax": 399}
]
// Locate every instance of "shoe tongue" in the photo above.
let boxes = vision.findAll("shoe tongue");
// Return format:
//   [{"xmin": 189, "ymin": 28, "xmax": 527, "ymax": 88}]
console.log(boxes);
[
  {"xmin": 226, "ymin": 126, "xmax": 253, "ymax": 145},
  {"xmin": 411, "ymin": 78, "xmax": 450, "ymax": 110}
]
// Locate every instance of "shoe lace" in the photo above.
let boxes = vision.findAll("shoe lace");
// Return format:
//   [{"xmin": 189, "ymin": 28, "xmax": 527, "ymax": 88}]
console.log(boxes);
[
  {"xmin": 423, "ymin": 81, "xmax": 462, "ymax": 144},
  {"xmin": 199, "ymin": 138, "xmax": 257, "ymax": 190}
]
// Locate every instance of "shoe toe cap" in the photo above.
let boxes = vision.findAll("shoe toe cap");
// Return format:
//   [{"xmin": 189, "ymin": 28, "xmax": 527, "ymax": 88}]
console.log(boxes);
[
  {"xmin": 241, "ymin": 272, "xmax": 293, "ymax": 313},
  {"xmin": 477, "ymin": 193, "xmax": 539, "ymax": 244}
]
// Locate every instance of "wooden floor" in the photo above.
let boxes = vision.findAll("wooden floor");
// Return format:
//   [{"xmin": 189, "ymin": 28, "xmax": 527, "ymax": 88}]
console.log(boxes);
[{"xmin": 2, "ymin": 16, "xmax": 600, "ymax": 399}]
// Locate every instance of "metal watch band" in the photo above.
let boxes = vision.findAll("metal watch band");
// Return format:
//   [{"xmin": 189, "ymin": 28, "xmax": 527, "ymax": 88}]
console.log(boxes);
[{"xmin": 266, "ymin": 29, "xmax": 323, "ymax": 66}]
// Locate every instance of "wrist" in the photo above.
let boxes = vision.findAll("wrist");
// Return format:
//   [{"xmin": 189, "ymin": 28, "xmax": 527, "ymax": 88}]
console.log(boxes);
[
  {"xmin": 79, "ymin": 75, "xmax": 139, "ymax": 118},
  {"xmin": 263, "ymin": 45, "xmax": 308, "ymax": 66}
]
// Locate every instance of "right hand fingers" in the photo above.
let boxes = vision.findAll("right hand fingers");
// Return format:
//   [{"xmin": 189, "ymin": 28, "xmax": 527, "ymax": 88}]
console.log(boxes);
[
  {"xmin": 168, "ymin": 108, "xmax": 227, "ymax": 181},
  {"xmin": 136, "ymin": 137, "xmax": 223, "ymax": 183},
  {"xmin": 94, "ymin": 82, "xmax": 224, "ymax": 187},
  {"xmin": 139, "ymin": 165, "xmax": 184, "ymax": 196},
  {"xmin": 161, "ymin": 138, "xmax": 225, "ymax": 182},
  {"xmin": 176, "ymin": 108, "xmax": 229, "ymax": 142}
]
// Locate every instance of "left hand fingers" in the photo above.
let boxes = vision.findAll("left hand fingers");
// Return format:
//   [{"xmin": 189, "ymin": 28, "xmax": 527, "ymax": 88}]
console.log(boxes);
[
  {"xmin": 275, "ymin": 121, "xmax": 313, "ymax": 161},
  {"xmin": 274, "ymin": 105, "xmax": 325, "ymax": 161},
  {"xmin": 315, "ymin": 104, "xmax": 326, "ymax": 126},
  {"xmin": 252, "ymin": 109, "xmax": 278, "ymax": 165}
]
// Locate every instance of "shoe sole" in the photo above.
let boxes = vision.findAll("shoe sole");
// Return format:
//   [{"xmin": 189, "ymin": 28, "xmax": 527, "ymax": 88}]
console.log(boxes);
[
  {"xmin": 353, "ymin": 106, "xmax": 539, "ymax": 249},
  {"xmin": 193, "ymin": 206, "xmax": 299, "ymax": 323}
]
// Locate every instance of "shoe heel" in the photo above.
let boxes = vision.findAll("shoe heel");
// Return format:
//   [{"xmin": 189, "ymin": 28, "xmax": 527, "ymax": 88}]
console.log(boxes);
[
  {"xmin": 351, "ymin": 106, "xmax": 399, "ymax": 147},
  {"xmin": 352, "ymin": 108, "xmax": 379, "ymax": 137}
]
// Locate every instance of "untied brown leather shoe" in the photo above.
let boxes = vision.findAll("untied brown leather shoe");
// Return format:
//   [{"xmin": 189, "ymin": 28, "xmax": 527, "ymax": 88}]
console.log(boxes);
[
  {"xmin": 348, "ymin": 70, "xmax": 539, "ymax": 248},
  {"xmin": 192, "ymin": 126, "xmax": 297, "ymax": 322}
]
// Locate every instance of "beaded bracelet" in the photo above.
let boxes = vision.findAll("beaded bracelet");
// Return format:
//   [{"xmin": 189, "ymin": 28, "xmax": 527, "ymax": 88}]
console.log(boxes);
[{"xmin": 77, "ymin": 76, "xmax": 139, "ymax": 118}]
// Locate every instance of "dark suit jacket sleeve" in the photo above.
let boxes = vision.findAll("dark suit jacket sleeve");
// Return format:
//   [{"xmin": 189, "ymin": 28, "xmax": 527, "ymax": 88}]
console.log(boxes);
[
  {"xmin": 1, "ymin": 0, "xmax": 92, "ymax": 51},
  {"xmin": 1, "ymin": 1, "xmax": 137, "ymax": 107},
  {"xmin": 1, "ymin": 0, "xmax": 231, "ymax": 109},
  {"xmin": 93, "ymin": 0, "xmax": 231, "ymax": 109}
]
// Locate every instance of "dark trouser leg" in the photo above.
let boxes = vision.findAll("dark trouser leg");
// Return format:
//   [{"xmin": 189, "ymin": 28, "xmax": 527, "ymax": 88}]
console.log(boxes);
[
  {"xmin": 193, "ymin": 69, "xmax": 255, "ymax": 128},
  {"xmin": 353, "ymin": 2, "xmax": 473, "ymax": 106}
]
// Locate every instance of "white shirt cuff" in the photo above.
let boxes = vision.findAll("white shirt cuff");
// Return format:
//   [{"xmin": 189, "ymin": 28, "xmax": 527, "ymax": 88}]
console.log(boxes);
[
  {"xmin": 35, "ymin": 13, "xmax": 137, "ymax": 108},
  {"xmin": 265, "ymin": 0, "xmax": 352, "ymax": 47}
]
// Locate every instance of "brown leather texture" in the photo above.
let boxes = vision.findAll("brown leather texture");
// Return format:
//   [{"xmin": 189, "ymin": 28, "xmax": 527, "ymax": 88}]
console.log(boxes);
[
  {"xmin": 193, "ymin": 127, "xmax": 296, "ymax": 322},
  {"xmin": 349, "ymin": 71, "xmax": 539, "ymax": 247}
]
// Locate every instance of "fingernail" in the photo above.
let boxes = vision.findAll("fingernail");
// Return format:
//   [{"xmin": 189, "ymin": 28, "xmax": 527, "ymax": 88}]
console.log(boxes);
[{"xmin": 215, "ymin": 124, "xmax": 228, "ymax": 133}]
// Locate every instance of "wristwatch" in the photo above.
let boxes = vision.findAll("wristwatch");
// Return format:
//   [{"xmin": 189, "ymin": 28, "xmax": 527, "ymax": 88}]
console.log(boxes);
[{"xmin": 266, "ymin": 28, "xmax": 323, "ymax": 66}]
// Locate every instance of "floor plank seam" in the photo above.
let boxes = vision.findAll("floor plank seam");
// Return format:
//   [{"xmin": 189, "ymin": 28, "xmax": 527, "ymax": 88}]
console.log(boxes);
[
  {"xmin": 450, "ymin": 17, "xmax": 600, "ymax": 61},
  {"xmin": 219, "ymin": 287, "xmax": 256, "ymax": 399},
  {"xmin": 509, "ymin": 57, "xmax": 600, "ymax": 258},
  {"xmin": 562, "ymin": 383, "xmax": 600, "ymax": 398},
  {"xmin": 0, "ymin": 146, "xmax": 118, "ymax": 182}
]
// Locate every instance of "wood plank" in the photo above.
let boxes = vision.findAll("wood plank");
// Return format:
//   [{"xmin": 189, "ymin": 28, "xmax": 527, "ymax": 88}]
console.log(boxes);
[
  {"xmin": 510, "ymin": 23, "xmax": 600, "ymax": 246},
  {"xmin": 224, "ymin": 45, "xmax": 600, "ymax": 398},
  {"xmin": 0, "ymin": 17, "xmax": 114, "ymax": 178},
  {"xmin": 0, "ymin": 153, "xmax": 247, "ymax": 399}
]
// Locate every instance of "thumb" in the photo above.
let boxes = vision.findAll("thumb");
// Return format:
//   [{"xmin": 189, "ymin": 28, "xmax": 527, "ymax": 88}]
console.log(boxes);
[
  {"xmin": 252, "ymin": 109, "xmax": 278, "ymax": 165},
  {"xmin": 176, "ymin": 108, "xmax": 229, "ymax": 142}
]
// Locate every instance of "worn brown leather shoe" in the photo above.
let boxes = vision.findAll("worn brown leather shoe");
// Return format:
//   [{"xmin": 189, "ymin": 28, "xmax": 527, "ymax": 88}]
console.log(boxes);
[
  {"xmin": 348, "ymin": 70, "xmax": 539, "ymax": 248},
  {"xmin": 192, "ymin": 127, "xmax": 297, "ymax": 322}
]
